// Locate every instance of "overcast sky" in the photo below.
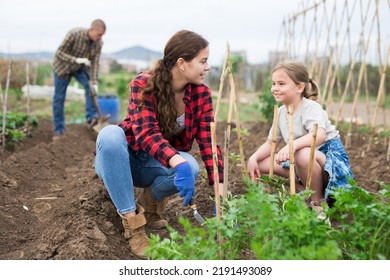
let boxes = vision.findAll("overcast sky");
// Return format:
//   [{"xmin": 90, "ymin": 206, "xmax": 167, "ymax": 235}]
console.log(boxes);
[
  {"xmin": 0, "ymin": 0, "xmax": 308, "ymax": 65},
  {"xmin": 0, "ymin": 0, "xmax": 388, "ymax": 66}
]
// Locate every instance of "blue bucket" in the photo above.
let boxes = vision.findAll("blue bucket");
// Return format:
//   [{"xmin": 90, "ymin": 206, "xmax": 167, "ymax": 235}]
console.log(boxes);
[{"xmin": 97, "ymin": 94, "xmax": 120, "ymax": 124}]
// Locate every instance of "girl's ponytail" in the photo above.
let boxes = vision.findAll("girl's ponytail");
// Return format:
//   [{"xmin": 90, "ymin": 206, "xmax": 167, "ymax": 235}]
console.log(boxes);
[{"xmin": 304, "ymin": 78, "xmax": 320, "ymax": 101}]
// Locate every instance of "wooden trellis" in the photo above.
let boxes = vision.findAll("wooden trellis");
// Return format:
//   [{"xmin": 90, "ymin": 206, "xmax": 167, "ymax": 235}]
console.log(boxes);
[
  {"xmin": 214, "ymin": 44, "xmax": 247, "ymax": 199},
  {"xmin": 274, "ymin": 0, "xmax": 389, "ymax": 153}
]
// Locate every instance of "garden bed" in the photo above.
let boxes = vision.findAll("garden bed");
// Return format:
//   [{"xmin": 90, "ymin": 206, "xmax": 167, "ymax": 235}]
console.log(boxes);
[{"xmin": 0, "ymin": 119, "xmax": 389, "ymax": 259}]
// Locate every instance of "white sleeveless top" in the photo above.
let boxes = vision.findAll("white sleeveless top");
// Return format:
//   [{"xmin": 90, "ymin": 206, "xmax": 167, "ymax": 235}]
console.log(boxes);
[{"xmin": 175, "ymin": 113, "xmax": 185, "ymax": 134}]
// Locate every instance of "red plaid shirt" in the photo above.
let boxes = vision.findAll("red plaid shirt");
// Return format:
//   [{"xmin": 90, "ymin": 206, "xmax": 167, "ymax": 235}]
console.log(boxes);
[{"xmin": 120, "ymin": 72, "xmax": 224, "ymax": 185}]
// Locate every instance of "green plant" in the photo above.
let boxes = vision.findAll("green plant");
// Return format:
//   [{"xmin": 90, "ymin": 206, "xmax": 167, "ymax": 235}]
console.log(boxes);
[
  {"xmin": 148, "ymin": 176, "xmax": 339, "ymax": 260},
  {"xmin": 0, "ymin": 112, "xmax": 38, "ymax": 146},
  {"xmin": 358, "ymin": 125, "xmax": 371, "ymax": 136},
  {"xmin": 147, "ymin": 192, "xmax": 251, "ymax": 260},
  {"xmin": 328, "ymin": 181, "xmax": 390, "ymax": 260},
  {"xmin": 233, "ymin": 127, "xmax": 249, "ymax": 137},
  {"xmin": 246, "ymin": 177, "xmax": 339, "ymax": 260},
  {"xmin": 116, "ymin": 77, "xmax": 129, "ymax": 99},
  {"xmin": 378, "ymin": 129, "xmax": 390, "ymax": 138},
  {"xmin": 148, "ymin": 218, "xmax": 220, "ymax": 260},
  {"xmin": 228, "ymin": 152, "xmax": 241, "ymax": 173},
  {"xmin": 337, "ymin": 122, "xmax": 350, "ymax": 135},
  {"xmin": 147, "ymin": 176, "xmax": 389, "ymax": 260}
]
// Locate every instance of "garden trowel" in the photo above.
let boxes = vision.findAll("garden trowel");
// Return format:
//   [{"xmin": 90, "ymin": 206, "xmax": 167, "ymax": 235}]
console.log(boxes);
[{"xmin": 189, "ymin": 198, "xmax": 206, "ymax": 225}]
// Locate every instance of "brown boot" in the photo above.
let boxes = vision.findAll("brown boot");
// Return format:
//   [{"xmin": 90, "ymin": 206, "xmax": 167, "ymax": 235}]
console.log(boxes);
[
  {"xmin": 138, "ymin": 187, "xmax": 168, "ymax": 229},
  {"xmin": 119, "ymin": 204, "xmax": 150, "ymax": 259}
]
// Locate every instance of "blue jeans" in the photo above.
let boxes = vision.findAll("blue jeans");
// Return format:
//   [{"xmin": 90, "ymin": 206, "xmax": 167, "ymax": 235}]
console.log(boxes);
[
  {"xmin": 94, "ymin": 125, "xmax": 199, "ymax": 215},
  {"xmin": 52, "ymin": 68, "xmax": 97, "ymax": 133}
]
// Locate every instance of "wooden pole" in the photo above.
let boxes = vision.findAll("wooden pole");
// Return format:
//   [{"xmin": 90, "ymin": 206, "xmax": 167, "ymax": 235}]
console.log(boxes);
[
  {"xmin": 214, "ymin": 43, "xmax": 230, "ymax": 124},
  {"xmin": 229, "ymin": 70, "xmax": 247, "ymax": 176},
  {"xmin": 363, "ymin": 65, "xmax": 371, "ymax": 126},
  {"xmin": 306, "ymin": 124, "xmax": 318, "ymax": 190},
  {"xmin": 269, "ymin": 105, "xmax": 279, "ymax": 176},
  {"xmin": 2, "ymin": 60, "xmax": 12, "ymax": 150},
  {"xmin": 0, "ymin": 82, "xmax": 2, "ymax": 154},
  {"xmin": 287, "ymin": 105, "xmax": 295, "ymax": 195},
  {"xmin": 25, "ymin": 62, "xmax": 31, "ymax": 135},
  {"xmin": 223, "ymin": 129, "xmax": 229, "ymax": 199},
  {"xmin": 368, "ymin": 45, "xmax": 390, "ymax": 150},
  {"xmin": 210, "ymin": 122, "xmax": 221, "ymax": 222},
  {"xmin": 372, "ymin": 44, "xmax": 390, "ymax": 127},
  {"xmin": 320, "ymin": 47, "xmax": 335, "ymax": 106},
  {"xmin": 0, "ymin": 82, "xmax": 3, "ymax": 106},
  {"xmin": 210, "ymin": 121, "xmax": 222, "ymax": 258},
  {"xmin": 335, "ymin": 1, "xmax": 376, "ymax": 127},
  {"xmin": 346, "ymin": 1, "xmax": 377, "ymax": 145},
  {"xmin": 223, "ymin": 64, "xmax": 235, "ymax": 199}
]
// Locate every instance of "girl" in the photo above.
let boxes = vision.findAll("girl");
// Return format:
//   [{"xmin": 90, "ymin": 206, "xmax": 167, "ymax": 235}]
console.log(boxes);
[
  {"xmin": 247, "ymin": 60, "xmax": 353, "ymax": 220},
  {"xmin": 94, "ymin": 30, "xmax": 224, "ymax": 259}
]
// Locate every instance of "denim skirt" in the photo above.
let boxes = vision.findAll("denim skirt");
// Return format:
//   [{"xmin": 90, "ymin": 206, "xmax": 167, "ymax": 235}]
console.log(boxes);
[
  {"xmin": 318, "ymin": 137, "xmax": 354, "ymax": 198},
  {"xmin": 281, "ymin": 137, "xmax": 353, "ymax": 198}
]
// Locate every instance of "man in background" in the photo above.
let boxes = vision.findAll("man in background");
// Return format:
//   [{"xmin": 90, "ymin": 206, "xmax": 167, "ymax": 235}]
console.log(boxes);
[{"xmin": 52, "ymin": 19, "xmax": 108, "ymax": 139}]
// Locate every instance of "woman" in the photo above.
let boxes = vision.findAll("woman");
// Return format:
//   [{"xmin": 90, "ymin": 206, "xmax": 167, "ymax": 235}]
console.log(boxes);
[{"xmin": 94, "ymin": 30, "xmax": 224, "ymax": 259}]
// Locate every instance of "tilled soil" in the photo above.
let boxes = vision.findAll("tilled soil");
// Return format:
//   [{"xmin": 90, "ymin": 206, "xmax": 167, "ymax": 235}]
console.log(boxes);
[{"xmin": 0, "ymin": 119, "xmax": 389, "ymax": 260}]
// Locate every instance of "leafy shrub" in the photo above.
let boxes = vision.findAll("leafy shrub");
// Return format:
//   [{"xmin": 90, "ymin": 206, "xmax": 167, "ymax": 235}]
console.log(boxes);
[
  {"xmin": 148, "ymin": 177, "xmax": 339, "ymax": 260},
  {"xmin": 147, "ymin": 177, "xmax": 389, "ymax": 260},
  {"xmin": 0, "ymin": 112, "xmax": 38, "ymax": 145},
  {"xmin": 328, "ymin": 181, "xmax": 390, "ymax": 260},
  {"xmin": 116, "ymin": 77, "xmax": 129, "ymax": 99}
]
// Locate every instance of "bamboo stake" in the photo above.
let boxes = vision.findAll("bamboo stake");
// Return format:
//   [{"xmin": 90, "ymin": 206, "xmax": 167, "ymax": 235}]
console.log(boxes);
[
  {"xmin": 320, "ymin": 0, "xmax": 337, "ymax": 80},
  {"xmin": 210, "ymin": 122, "xmax": 221, "ymax": 220},
  {"xmin": 335, "ymin": 0, "xmax": 376, "ymax": 127},
  {"xmin": 0, "ymin": 82, "xmax": 3, "ymax": 105},
  {"xmin": 324, "ymin": 0, "xmax": 356, "ymax": 112},
  {"xmin": 210, "ymin": 122, "xmax": 222, "ymax": 258},
  {"xmin": 375, "ymin": 0, "xmax": 386, "ymax": 131},
  {"xmin": 223, "ymin": 64, "xmax": 235, "ymax": 199},
  {"xmin": 363, "ymin": 65, "xmax": 371, "ymax": 126},
  {"xmin": 326, "ymin": 0, "xmax": 358, "ymax": 116},
  {"xmin": 287, "ymin": 105, "xmax": 295, "ymax": 195},
  {"xmin": 320, "ymin": 47, "xmax": 335, "ymax": 106},
  {"xmin": 309, "ymin": 3, "xmax": 323, "ymax": 79},
  {"xmin": 269, "ymin": 105, "xmax": 279, "ymax": 176},
  {"xmin": 387, "ymin": 136, "xmax": 390, "ymax": 162},
  {"xmin": 296, "ymin": 10, "xmax": 307, "ymax": 62},
  {"xmin": 25, "ymin": 62, "xmax": 31, "ymax": 135},
  {"xmin": 0, "ymin": 82, "xmax": 2, "ymax": 156},
  {"xmin": 372, "ymin": 44, "xmax": 390, "ymax": 128},
  {"xmin": 368, "ymin": 45, "xmax": 390, "ymax": 150},
  {"xmin": 229, "ymin": 70, "xmax": 247, "ymax": 176},
  {"xmin": 223, "ymin": 129, "xmax": 229, "ymax": 199},
  {"xmin": 346, "ymin": 0, "xmax": 377, "ymax": 144},
  {"xmin": 306, "ymin": 124, "xmax": 318, "ymax": 190},
  {"xmin": 2, "ymin": 60, "xmax": 12, "ymax": 150},
  {"xmin": 214, "ymin": 43, "xmax": 230, "ymax": 124},
  {"xmin": 287, "ymin": 0, "xmax": 322, "ymax": 20}
]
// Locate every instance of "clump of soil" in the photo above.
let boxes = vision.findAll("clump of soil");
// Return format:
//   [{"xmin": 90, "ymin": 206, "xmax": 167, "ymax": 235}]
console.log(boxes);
[{"xmin": 0, "ymin": 119, "xmax": 389, "ymax": 259}]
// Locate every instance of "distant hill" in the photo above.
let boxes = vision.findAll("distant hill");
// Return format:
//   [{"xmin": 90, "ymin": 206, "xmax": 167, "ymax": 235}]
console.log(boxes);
[
  {"xmin": 109, "ymin": 45, "xmax": 163, "ymax": 61},
  {"xmin": 0, "ymin": 45, "xmax": 163, "ymax": 62},
  {"xmin": 0, "ymin": 51, "xmax": 54, "ymax": 61}
]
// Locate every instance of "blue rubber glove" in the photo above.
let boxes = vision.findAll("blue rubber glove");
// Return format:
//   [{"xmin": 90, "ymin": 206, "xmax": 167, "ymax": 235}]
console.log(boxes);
[{"xmin": 174, "ymin": 161, "xmax": 195, "ymax": 206}]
